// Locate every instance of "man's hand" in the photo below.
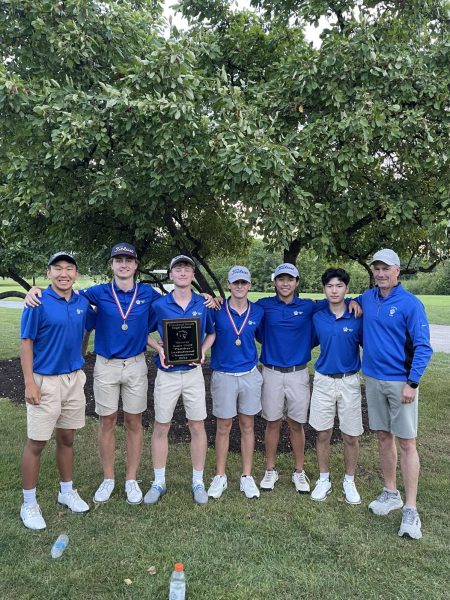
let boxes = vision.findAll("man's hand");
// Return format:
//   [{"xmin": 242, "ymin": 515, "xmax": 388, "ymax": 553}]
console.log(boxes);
[
  {"xmin": 158, "ymin": 346, "xmax": 172, "ymax": 369},
  {"xmin": 348, "ymin": 300, "xmax": 362, "ymax": 318},
  {"xmin": 24, "ymin": 287, "xmax": 43, "ymax": 308},
  {"xmin": 401, "ymin": 383, "xmax": 417, "ymax": 404},
  {"xmin": 201, "ymin": 293, "xmax": 222, "ymax": 311},
  {"xmin": 25, "ymin": 380, "xmax": 41, "ymax": 405}
]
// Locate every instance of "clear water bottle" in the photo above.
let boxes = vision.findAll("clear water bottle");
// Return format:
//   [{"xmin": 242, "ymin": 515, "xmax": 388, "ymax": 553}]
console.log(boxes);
[
  {"xmin": 169, "ymin": 563, "xmax": 186, "ymax": 600},
  {"xmin": 51, "ymin": 533, "xmax": 69, "ymax": 559}
]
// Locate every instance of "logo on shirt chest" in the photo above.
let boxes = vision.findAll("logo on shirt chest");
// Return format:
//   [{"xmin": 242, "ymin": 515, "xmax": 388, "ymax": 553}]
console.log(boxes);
[
  {"xmin": 136, "ymin": 299, "xmax": 146, "ymax": 305},
  {"xmin": 248, "ymin": 320, "xmax": 256, "ymax": 326},
  {"xmin": 342, "ymin": 326, "xmax": 353, "ymax": 333},
  {"xmin": 389, "ymin": 306, "xmax": 398, "ymax": 317},
  {"xmin": 192, "ymin": 311, "xmax": 202, "ymax": 316},
  {"xmin": 76, "ymin": 309, "xmax": 84, "ymax": 315},
  {"xmin": 293, "ymin": 311, "xmax": 303, "ymax": 316}
]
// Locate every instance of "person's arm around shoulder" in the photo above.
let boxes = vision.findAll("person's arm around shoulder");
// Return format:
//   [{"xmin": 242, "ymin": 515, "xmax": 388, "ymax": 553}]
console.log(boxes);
[
  {"xmin": 21, "ymin": 339, "xmax": 41, "ymax": 405},
  {"xmin": 24, "ymin": 287, "xmax": 44, "ymax": 307}
]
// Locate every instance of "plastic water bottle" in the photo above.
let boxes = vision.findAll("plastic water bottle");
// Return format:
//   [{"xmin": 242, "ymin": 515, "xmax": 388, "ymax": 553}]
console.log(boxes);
[
  {"xmin": 51, "ymin": 533, "xmax": 69, "ymax": 558},
  {"xmin": 169, "ymin": 563, "xmax": 186, "ymax": 600}
]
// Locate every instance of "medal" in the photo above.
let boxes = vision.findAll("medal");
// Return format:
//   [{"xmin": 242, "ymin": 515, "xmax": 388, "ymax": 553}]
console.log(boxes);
[
  {"xmin": 111, "ymin": 283, "xmax": 138, "ymax": 332},
  {"xmin": 225, "ymin": 299, "xmax": 251, "ymax": 347}
]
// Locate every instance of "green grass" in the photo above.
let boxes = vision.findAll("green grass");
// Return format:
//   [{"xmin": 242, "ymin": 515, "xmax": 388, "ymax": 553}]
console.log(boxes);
[{"xmin": 0, "ymin": 354, "xmax": 449, "ymax": 599}]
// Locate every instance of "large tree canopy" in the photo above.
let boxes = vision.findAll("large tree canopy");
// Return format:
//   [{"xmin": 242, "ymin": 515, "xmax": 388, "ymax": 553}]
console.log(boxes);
[{"xmin": 0, "ymin": 0, "xmax": 448, "ymax": 291}]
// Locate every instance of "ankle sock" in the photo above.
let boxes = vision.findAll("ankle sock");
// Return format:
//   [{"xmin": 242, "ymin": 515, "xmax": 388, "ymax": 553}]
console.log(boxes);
[
  {"xmin": 23, "ymin": 488, "xmax": 37, "ymax": 506},
  {"xmin": 319, "ymin": 472, "xmax": 330, "ymax": 481},
  {"xmin": 154, "ymin": 468, "xmax": 166, "ymax": 485},
  {"xmin": 60, "ymin": 480, "xmax": 73, "ymax": 494},
  {"xmin": 344, "ymin": 474, "xmax": 355, "ymax": 482},
  {"xmin": 192, "ymin": 469, "xmax": 204, "ymax": 485}
]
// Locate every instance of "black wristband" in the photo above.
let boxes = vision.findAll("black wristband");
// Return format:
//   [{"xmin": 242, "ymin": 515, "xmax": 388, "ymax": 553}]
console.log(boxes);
[{"xmin": 406, "ymin": 380, "xmax": 419, "ymax": 389}]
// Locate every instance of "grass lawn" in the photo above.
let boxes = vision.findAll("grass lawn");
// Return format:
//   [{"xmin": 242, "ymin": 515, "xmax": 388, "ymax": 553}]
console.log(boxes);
[{"xmin": 0, "ymin": 338, "xmax": 449, "ymax": 599}]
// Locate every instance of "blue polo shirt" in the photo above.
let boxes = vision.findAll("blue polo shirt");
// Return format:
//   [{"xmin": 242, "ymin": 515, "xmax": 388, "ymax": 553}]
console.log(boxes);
[
  {"xmin": 355, "ymin": 284, "xmax": 432, "ymax": 382},
  {"xmin": 256, "ymin": 296, "xmax": 328, "ymax": 368},
  {"xmin": 80, "ymin": 282, "xmax": 160, "ymax": 359},
  {"xmin": 210, "ymin": 300, "xmax": 264, "ymax": 373},
  {"xmin": 150, "ymin": 291, "xmax": 215, "ymax": 372},
  {"xmin": 312, "ymin": 307, "xmax": 362, "ymax": 375},
  {"xmin": 21, "ymin": 286, "xmax": 95, "ymax": 375}
]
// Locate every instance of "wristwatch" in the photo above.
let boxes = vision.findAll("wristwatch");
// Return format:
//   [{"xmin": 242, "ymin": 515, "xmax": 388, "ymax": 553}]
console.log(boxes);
[{"xmin": 406, "ymin": 380, "xmax": 419, "ymax": 389}]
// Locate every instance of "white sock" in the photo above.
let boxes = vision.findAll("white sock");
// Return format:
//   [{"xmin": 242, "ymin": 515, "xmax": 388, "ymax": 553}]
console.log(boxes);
[
  {"xmin": 344, "ymin": 474, "xmax": 355, "ymax": 482},
  {"xmin": 23, "ymin": 488, "xmax": 37, "ymax": 506},
  {"xmin": 125, "ymin": 479, "xmax": 136, "ymax": 489},
  {"xmin": 319, "ymin": 472, "xmax": 330, "ymax": 481},
  {"xmin": 154, "ymin": 468, "xmax": 166, "ymax": 485},
  {"xmin": 192, "ymin": 469, "xmax": 204, "ymax": 485},
  {"xmin": 60, "ymin": 480, "xmax": 73, "ymax": 494}
]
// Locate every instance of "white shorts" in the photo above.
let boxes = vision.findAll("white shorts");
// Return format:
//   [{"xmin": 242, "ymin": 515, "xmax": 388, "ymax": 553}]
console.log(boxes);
[
  {"xmin": 309, "ymin": 372, "xmax": 363, "ymax": 437},
  {"xmin": 154, "ymin": 367, "xmax": 206, "ymax": 423}
]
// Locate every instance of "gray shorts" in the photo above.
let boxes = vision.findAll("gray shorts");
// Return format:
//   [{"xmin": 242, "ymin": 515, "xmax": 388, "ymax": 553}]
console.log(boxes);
[
  {"xmin": 364, "ymin": 376, "xmax": 418, "ymax": 439},
  {"xmin": 261, "ymin": 365, "xmax": 310, "ymax": 424},
  {"xmin": 211, "ymin": 368, "xmax": 263, "ymax": 419}
]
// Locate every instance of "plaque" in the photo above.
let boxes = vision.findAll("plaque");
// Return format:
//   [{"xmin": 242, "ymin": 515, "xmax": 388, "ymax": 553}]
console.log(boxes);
[{"xmin": 162, "ymin": 318, "xmax": 202, "ymax": 365}]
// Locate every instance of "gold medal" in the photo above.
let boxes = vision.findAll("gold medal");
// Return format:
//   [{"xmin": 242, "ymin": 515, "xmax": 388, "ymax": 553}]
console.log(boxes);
[
  {"xmin": 235, "ymin": 338, "xmax": 241, "ymax": 346},
  {"xmin": 121, "ymin": 323, "xmax": 128, "ymax": 331}
]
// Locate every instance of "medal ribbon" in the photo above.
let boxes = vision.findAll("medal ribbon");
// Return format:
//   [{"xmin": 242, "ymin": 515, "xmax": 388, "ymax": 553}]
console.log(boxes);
[
  {"xmin": 225, "ymin": 299, "xmax": 251, "ymax": 339},
  {"xmin": 111, "ymin": 283, "xmax": 138, "ymax": 325}
]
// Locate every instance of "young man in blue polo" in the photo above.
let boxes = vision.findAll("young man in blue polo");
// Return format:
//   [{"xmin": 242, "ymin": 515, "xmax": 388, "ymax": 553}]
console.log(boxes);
[
  {"xmin": 24, "ymin": 243, "xmax": 161, "ymax": 505},
  {"xmin": 309, "ymin": 268, "xmax": 363, "ymax": 504},
  {"xmin": 357, "ymin": 249, "xmax": 432, "ymax": 539},
  {"xmin": 206, "ymin": 266, "xmax": 264, "ymax": 500},
  {"xmin": 20, "ymin": 252, "xmax": 95, "ymax": 530},
  {"xmin": 145, "ymin": 255, "xmax": 215, "ymax": 505}
]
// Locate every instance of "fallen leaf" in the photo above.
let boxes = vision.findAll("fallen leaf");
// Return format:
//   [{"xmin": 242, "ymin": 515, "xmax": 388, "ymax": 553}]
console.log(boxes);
[
  {"xmin": 147, "ymin": 566, "xmax": 157, "ymax": 575},
  {"xmin": 124, "ymin": 578, "xmax": 133, "ymax": 585}
]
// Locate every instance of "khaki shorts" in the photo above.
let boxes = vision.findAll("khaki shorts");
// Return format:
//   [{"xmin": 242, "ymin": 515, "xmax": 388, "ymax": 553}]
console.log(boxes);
[
  {"xmin": 261, "ymin": 366, "xmax": 310, "ymax": 424},
  {"xmin": 154, "ymin": 367, "xmax": 206, "ymax": 423},
  {"xmin": 94, "ymin": 353, "xmax": 148, "ymax": 416},
  {"xmin": 309, "ymin": 372, "xmax": 363, "ymax": 436},
  {"xmin": 211, "ymin": 368, "xmax": 263, "ymax": 419},
  {"xmin": 364, "ymin": 376, "xmax": 418, "ymax": 439},
  {"xmin": 27, "ymin": 370, "xmax": 86, "ymax": 441}
]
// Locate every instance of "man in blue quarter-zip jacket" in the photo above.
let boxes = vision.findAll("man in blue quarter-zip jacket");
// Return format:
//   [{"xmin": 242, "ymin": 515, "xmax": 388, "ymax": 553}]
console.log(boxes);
[{"xmin": 357, "ymin": 249, "xmax": 432, "ymax": 540}]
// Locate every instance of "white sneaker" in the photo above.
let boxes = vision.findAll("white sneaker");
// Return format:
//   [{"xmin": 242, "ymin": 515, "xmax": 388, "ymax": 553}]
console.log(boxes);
[
  {"xmin": 292, "ymin": 470, "xmax": 311, "ymax": 493},
  {"xmin": 260, "ymin": 469, "xmax": 279, "ymax": 491},
  {"xmin": 240, "ymin": 475, "xmax": 260, "ymax": 499},
  {"xmin": 343, "ymin": 479, "xmax": 361, "ymax": 505},
  {"xmin": 94, "ymin": 479, "xmax": 115, "ymax": 503},
  {"xmin": 58, "ymin": 489, "xmax": 89, "ymax": 513},
  {"xmin": 208, "ymin": 475, "xmax": 228, "ymax": 499},
  {"xmin": 20, "ymin": 503, "xmax": 46, "ymax": 530},
  {"xmin": 125, "ymin": 480, "xmax": 143, "ymax": 505},
  {"xmin": 369, "ymin": 489, "xmax": 403, "ymax": 516},
  {"xmin": 311, "ymin": 478, "xmax": 332, "ymax": 501},
  {"xmin": 398, "ymin": 507, "xmax": 422, "ymax": 540}
]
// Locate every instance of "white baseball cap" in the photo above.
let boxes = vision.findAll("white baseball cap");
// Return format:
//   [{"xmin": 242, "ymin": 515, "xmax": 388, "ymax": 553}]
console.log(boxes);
[
  {"xmin": 274, "ymin": 263, "xmax": 299, "ymax": 278},
  {"xmin": 371, "ymin": 249, "xmax": 400, "ymax": 266},
  {"xmin": 228, "ymin": 266, "xmax": 251, "ymax": 283}
]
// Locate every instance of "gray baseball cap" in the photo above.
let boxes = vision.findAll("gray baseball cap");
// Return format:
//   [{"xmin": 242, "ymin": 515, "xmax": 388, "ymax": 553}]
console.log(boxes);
[
  {"xmin": 274, "ymin": 263, "xmax": 299, "ymax": 278},
  {"xmin": 48, "ymin": 251, "xmax": 77, "ymax": 268},
  {"xmin": 371, "ymin": 249, "xmax": 400, "ymax": 266},
  {"xmin": 169, "ymin": 255, "xmax": 195, "ymax": 269},
  {"xmin": 228, "ymin": 266, "xmax": 251, "ymax": 283}
]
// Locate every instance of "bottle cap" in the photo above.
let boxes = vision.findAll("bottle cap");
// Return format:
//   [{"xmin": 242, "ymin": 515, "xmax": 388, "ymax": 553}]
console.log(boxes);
[{"xmin": 174, "ymin": 563, "xmax": 184, "ymax": 572}]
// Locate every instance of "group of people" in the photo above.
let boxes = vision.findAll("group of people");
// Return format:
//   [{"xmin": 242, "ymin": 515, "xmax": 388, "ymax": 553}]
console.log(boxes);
[{"xmin": 19, "ymin": 244, "xmax": 432, "ymax": 541}]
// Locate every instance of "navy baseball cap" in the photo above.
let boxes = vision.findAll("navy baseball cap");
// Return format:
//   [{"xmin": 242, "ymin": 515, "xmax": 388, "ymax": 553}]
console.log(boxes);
[
  {"xmin": 169, "ymin": 255, "xmax": 195, "ymax": 269},
  {"xmin": 110, "ymin": 242, "xmax": 138, "ymax": 259},
  {"xmin": 48, "ymin": 252, "xmax": 77, "ymax": 268},
  {"xmin": 274, "ymin": 263, "xmax": 299, "ymax": 278}
]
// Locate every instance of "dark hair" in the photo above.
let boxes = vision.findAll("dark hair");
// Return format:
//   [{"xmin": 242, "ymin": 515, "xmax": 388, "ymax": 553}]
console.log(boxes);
[{"xmin": 321, "ymin": 268, "xmax": 350, "ymax": 286}]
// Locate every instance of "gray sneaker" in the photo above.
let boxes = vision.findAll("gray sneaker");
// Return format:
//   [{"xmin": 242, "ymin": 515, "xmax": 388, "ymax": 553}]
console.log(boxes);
[
  {"xmin": 143, "ymin": 482, "xmax": 166, "ymax": 505},
  {"xmin": 192, "ymin": 482, "xmax": 208, "ymax": 505},
  {"xmin": 398, "ymin": 508, "xmax": 422, "ymax": 540},
  {"xmin": 369, "ymin": 489, "xmax": 403, "ymax": 516}
]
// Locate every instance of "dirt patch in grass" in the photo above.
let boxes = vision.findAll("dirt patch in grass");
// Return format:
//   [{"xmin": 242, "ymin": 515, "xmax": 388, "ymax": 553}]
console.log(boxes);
[{"xmin": 1, "ymin": 352, "xmax": 370, "ymax": 452}]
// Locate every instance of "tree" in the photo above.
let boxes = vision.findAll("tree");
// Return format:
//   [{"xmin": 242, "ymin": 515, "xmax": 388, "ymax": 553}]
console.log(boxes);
[{"xmin": 177, "ymin": 0, "xmax": 450, "ymax": 278}]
